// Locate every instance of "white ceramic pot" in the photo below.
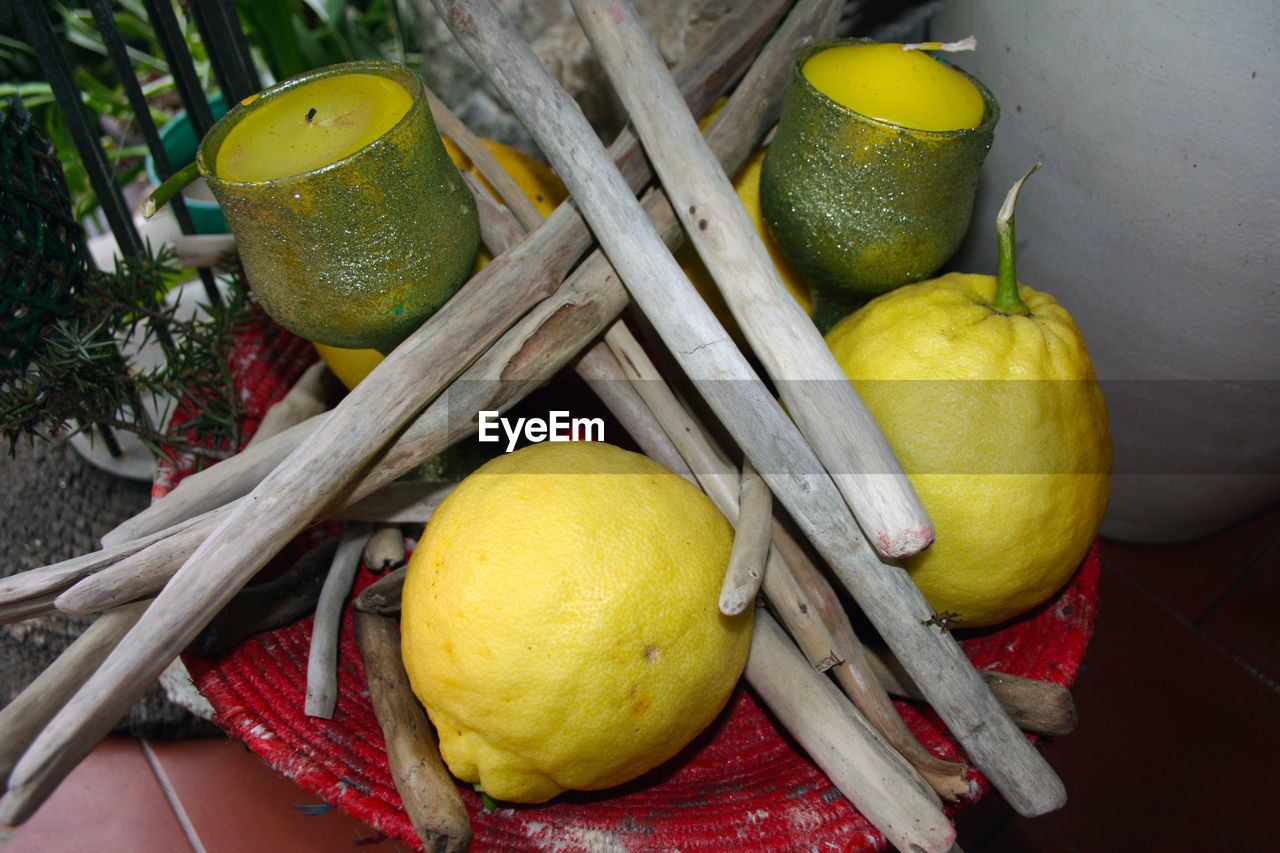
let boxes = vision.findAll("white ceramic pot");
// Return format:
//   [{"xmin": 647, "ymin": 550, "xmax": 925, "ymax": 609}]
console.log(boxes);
[{"xmin": 932, "ymin": 0, "xmax": 1280, "ymax": 542}]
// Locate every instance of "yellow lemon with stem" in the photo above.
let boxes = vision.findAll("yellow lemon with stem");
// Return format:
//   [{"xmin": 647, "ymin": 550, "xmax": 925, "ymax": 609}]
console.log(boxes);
[{"xmin": 825, "ymin": 167, "xmax": 1111, "ymax": 627}]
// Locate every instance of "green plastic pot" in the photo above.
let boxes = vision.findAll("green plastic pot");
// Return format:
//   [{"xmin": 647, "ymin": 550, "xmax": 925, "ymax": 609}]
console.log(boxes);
[{"xmin": 144, "ymin": 95, "xmax": 228, "ymax": 235}]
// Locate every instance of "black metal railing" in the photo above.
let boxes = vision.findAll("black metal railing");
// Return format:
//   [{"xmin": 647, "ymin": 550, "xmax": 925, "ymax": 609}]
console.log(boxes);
[{"xmin": 4, "ymin": 0, "xmax": 261, "ymax": 305}]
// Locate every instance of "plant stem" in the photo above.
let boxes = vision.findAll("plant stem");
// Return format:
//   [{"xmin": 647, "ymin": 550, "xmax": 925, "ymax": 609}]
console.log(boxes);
[
  {"xmin": 992, "ymin": 163, "xmax": 1041, "ymax": 316},
  {"xmin": 143, "ymin": 161, "xmax": 200, "ymax": 219}
]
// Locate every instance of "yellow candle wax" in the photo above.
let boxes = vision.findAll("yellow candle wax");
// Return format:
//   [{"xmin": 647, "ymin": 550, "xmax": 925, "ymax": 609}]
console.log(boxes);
[
  {"xmin": 215, "ymin": 73, "xmax": 413, "ymax": 182},
  {"xmin": 802, "ymin": 42, "xmax": 985, "ymax": 132}
]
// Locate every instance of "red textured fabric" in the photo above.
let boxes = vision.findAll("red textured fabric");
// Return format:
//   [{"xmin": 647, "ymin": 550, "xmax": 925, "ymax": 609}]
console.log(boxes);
[{"xmin": 168, "ymin": 312, "xmax": 1100, "ymax": 852}]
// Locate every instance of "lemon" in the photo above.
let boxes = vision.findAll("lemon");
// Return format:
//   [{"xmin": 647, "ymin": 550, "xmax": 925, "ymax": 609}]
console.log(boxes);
[
  {"xmin": 314, "ymin": 137, "xmax": 568, "ymax": 389},
  {"xmin": 400, "ymin": 441, "xmax": 752, "ymax": 803},
  {"xmin": 824, "ymin": 168, "xmax": 1111, "ymax": 627}
]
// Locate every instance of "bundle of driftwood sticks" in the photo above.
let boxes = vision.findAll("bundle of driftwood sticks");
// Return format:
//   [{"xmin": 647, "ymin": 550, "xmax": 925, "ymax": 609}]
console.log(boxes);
[{"xmin": 0, "ymin": 2, "xmax": 1080, "ymax": 850}]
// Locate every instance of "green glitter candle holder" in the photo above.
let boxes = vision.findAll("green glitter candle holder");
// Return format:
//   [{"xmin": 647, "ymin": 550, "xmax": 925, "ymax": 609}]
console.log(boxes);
[
  {"xmin": 760, "ymin": 39, "xmax": 999, "ymax": 331},
  {"xmin": 198, "ymin": 61, "xmax": 479, "ymax": 353}
]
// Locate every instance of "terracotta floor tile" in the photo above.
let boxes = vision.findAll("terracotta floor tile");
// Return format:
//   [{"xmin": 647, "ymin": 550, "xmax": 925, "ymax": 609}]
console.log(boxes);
[
  {"xmin": 1198, "ymin": 538, "xmax": 1280, "ymax": 686},
  {"xmin": 1028, "ymin": 565, "xmax": 1280, "ymax": 850},
  {"xmin": 1098, "ymin": 502, "xmax": 1280, "ymax": 623},
  {"xmin": 143, "ymin": 735, "xmax": 414, "ymax": 853},
  {"xmin": 0, "ymin": 737, "xmax": 191, "ymax": 853}
]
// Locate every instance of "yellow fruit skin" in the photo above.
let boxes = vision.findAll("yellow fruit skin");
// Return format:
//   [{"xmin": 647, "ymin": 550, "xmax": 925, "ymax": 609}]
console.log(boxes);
[
  {"xmin": 400, "ymin": 441, "xmax": 752, "ymax": 803},
  {"xmin": 313, "ymin": 138, "xmax": 567, "ymax": 390},
  {"xmin": 826, "ymin": 273, "xmax": 1111, "ymax": 627}
]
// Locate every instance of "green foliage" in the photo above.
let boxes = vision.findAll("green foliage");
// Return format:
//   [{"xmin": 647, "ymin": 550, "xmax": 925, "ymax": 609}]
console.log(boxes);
[
  {"xmin": 0, "ymin": 0, "xmax": 208, "ymax": 221},
  {"xmin": 1, "ymin": 246, "xmax": 255, "ymax": 460}
]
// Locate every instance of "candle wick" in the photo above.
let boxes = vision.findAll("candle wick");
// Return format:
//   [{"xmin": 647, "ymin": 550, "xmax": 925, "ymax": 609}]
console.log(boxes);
[
  {"xmin": 902, "ymin": 36, "xmax": 977, "ymax": 53},
  {"xmin": 306, "ymin": 107, "xmax": 317, "ymax": 123}
]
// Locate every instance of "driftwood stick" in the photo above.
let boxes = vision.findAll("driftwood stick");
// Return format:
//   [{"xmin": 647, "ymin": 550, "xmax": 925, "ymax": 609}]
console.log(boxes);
[
  {"xmin": 56, "ymin": 504, "xmax": 231, "ymax": 617},
  {"xmin": 571, "ymin": 0, "xmax": 931, "ymax": 560},
  {"xmin": 426, "ymin": 88, "xmax": 544, "ymax": 230},
  {"xmin": 354, "ymin": 610, "xmax": 471, "ymax": 852},
  {"xmin": 718, "ymin": 460, "xmax": 772, "ymax": 615},
  {"xmin": 747, "ymin": 610, "xmax": 955, "ymax": 853},
  {"xmin": 865, "ymin": 646, "xmax": 1079, "ymax": 738},
  {"xmin": 363, "ymin": 526, "xmax": 408, "ymax": 573},
  {"xmin": 59, "ymin": 480, "xmax": 448, "ymax": 617},
  {"xmin": 764, "ymin": 522, "xmax": 970, "ymax": 800},
  {"xmin": 435, "ymin": 0, "xmax": 1066, "ymax": 816},
  {"xmin": 0, "ymin": 593, "xmax": 59, "ymax": 625},
  {"xmin": 0, "ymin": 8, "xmax": 790, "ymax": 822},
  {"xmin": 305, "ymin": 523, "xmax": 374, "ymax": 719},
  {"xmin": 99, "ymin": 414, "xmax": 330, "ymax": 549},
  {"xmin": 244, "ymin": 360, "xmax": 331, "ymax": 450},
  {"xmin": 462, "ymin": 170, "xmax": 529, "ymax": 254},
  {"xmin": 187, "ymin": 536, "xmax": 341, "ymax": 658},
  {"xmin": 0, "ymin": 600, "xmax": 148, "ymax": 793},
  {"xmin": 353, "ymin": 566, "xmax": 407, "ymax": 616},
  {"xmin": 0, "ymin": 511, "xmax": 213, "ymax": 612}
]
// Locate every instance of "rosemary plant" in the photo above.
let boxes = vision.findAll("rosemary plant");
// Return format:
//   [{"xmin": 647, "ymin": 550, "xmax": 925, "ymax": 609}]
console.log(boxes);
[{"xmin": 1, "ymin": 247, "xmax": 254, "ymax": 463}]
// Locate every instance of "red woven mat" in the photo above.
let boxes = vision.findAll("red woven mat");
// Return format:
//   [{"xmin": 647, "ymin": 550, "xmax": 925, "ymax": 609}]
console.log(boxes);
[{"xmin": 164, "ymin": 310, "xmax": 1100, "ymax": 852}]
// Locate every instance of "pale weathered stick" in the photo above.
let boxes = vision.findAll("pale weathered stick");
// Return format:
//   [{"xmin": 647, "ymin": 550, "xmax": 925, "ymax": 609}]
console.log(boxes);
[
  {"xmin": 354, "ymin": 610, "xmax": 471, "ymax": 853},
  {"xmin": 718, "ymin": 460, "xmax": 772, "ymax": 615},
  {"xmin": 99, "ymin": 414, "xmax": 329, "ymax": 549},
  {"xmin": 64, "ymin": 479, "xmax": 444, "ymax": 616},
  {"xmin": 764, "ymin": 521, "xmax": 970, "ymax": 800},
  {"xmin": 1, "ymin": 510, "xmax": 215, "ymax": 612},
  {"xmin": 363, "ymin": 526, "xmax": 408, "ymax": 573},
  {"xmin": 0, "ymin": 600, "xmax": 148, "ymax": 792},
  {"xmin": 305, "ymin": 523, "xmax": 374, "ymax": 719},
  {"xmin": 435, "ymin": 0, "xmax": 1065, "ymax": 816},
  {"xmin": 56, "ymin": 504, "xmax": 235, "ymax": 617},
  {"xmin": 0, "ymin": 6, "xmax": 791, "ymax": 821},
  {"xmin": 462, "ymin": 169, "xmax": 529, "ymax": 254},
  {"xmin": 747, "ymin": 609, "xmax": 955, "ymax": 853},
  {"xmin": 353, "ymin": 566, "xmax": 407, "ymax": 616},
  {"xmin": 427, "ymin": 88, "xmax": 544, "ymax": 230},
  {"xmin": 865, "ymin": 646, "xmax": 1079, "ymax": 738},
  {"xmin": 244, "ymin": 361, "xmax": 331, "ymax": 450},
  {"xmin": 601, "ymin": 318, "xmax": 968, "ymax": 799},
  {"xmin": 570, "ymin": 0, "xmax": 934, "ymax": 559}
]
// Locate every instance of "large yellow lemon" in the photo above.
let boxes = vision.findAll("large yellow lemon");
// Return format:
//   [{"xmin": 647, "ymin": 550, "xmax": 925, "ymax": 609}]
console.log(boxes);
[
  {"xmin": 314, "ymin": 137, "xmax": 568, "ymax": 389},
  {"xmin": 826, "ymin": 273, "xmax": 1111, "ymax": 627},
  {"xmin": 400, "ymin": 441, "xmax": 752, "ymax": 803}
]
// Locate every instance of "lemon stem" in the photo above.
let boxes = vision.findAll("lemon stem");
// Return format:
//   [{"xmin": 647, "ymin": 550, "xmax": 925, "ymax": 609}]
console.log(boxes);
[
  {"xmin": 992, "ymin": 163, "xmax": 1041, "ymax": 316},
  {"xmin": 143, "ymin": 161, "xmax": 201, "ymax": 220}
]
